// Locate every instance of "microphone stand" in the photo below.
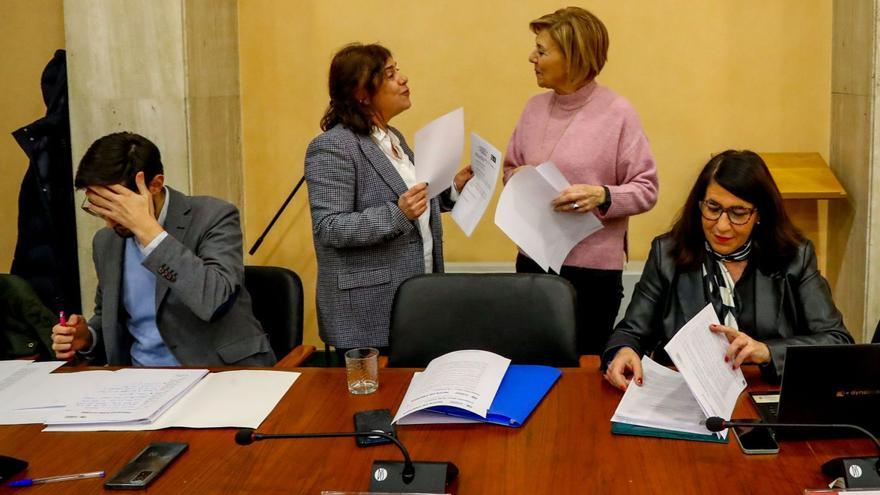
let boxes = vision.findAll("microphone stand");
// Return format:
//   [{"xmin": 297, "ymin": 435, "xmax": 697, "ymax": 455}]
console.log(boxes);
[
  {"xmin": 707, "ymin": 418, "xmax": 880, "ymax": 488},
  {"xmin": 248, "ymin": 176, "xmax": 306, "ymax": 256},
  {"xmin": 235, "ymin": 428, "xmax": 457, "ymax": 493}
]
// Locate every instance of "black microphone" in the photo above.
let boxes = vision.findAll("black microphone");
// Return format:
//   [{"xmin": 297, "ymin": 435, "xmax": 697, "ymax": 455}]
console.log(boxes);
[
  {"xmin": 706, "ymin": 416, "xmax": 880, "ymax": 488},
  {"xmin": 235, "ymin": 428, "xmax": 457, "ymax": 493}
]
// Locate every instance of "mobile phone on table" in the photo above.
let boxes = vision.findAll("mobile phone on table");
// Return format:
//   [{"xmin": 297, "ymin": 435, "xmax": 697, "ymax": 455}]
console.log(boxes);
[
  {"xmin": 105, "ymin": 442, "xmax": 188, "ymax": 489},
  {"xmin": 354, "ymin": 409, "xmax": 395, "ymax": 447},
  {"xmin": 733, "ymin": 423, "xmax": 779, "ymax": 455}
]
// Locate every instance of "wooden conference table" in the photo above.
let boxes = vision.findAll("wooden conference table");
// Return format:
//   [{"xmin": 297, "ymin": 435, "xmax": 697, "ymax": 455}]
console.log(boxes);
[{"xmin": 0, "ymin": 358, "xmax": 874, "ymax": 494}]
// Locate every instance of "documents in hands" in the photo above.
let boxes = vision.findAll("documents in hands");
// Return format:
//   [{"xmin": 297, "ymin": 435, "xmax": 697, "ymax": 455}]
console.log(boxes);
[
  {"xmin": 495, "ymin": 162, "xmax": 602, "ymax": 273},
  {"xmin": 610, "ymin": 304, "xmax": 747, "ymax": 441},
  {"xmin": 393, "ymin": 350, "xmax": 560, "ymax": 427},
  {"xmin": 415, "ymin": 107, "xmax": 465, "ymax": 199},
  {"xmin": 451, "ymin": 133, "xmax": 502, "ymax": 236}
]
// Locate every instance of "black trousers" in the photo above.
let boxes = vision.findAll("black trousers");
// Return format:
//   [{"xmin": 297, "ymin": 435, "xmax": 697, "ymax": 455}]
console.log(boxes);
[{"xmin": 516, "ymin": 254, "xmax": 623, "ymax": 355}]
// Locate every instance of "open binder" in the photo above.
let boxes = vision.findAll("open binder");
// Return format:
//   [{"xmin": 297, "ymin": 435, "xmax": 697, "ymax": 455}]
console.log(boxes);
[
  {"xmin": 427, "ymin": 365, "xmax": 561, "ymax": 427},
  {"xmin": 393, "ymin": 350, "xmax": 560, "ymax": 428}
]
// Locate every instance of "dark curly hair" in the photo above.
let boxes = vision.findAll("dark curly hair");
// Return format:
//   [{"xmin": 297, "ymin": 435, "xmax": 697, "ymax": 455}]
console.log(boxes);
[{"xmin": 320, "ymin": 43, "xmax": 392, "ymax": 135}]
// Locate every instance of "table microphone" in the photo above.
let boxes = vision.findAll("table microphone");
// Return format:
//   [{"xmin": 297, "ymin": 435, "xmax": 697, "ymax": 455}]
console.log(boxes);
[
  {"xmin": 235, "ymin": 428, "xmax": 457, "ymax": 493},
  {"xmin": 706, "ymin": 416, "xmax": 880, "ymax": 488}
]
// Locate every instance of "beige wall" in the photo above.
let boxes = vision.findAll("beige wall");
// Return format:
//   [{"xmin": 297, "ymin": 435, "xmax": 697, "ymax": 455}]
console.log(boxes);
[
  {"xmin": 0, "ymin": 0, "xmax": 66, "ymax": 271},
  {"xmin": 239, "ymin": 0, "xmax": 833, "ymax": 347}
]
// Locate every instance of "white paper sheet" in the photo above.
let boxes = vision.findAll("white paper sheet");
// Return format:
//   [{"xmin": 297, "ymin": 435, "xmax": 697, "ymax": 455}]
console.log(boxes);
[
  {"xmin": 44, "ymin": 370, "xmax": 300, "ymax": 431},
  {"xmin": 610, "ymin": 356, "xmax": 714, "ymax": 436},
  {"xmin": 664, "ymin": 303, "xmax": 747, "ymax": 438},
  {"xmin": 0, "ymin": 360, "xmax": 33, "ymax": 381},
  {"xmin": 494, "ymin": 162, "xmax": 602, "ymax": 272},
  {"xmin": 392, "ymin": 350, "xmax": 510, "ymax": 424},
  {"xmin": 0, "ymin": 361, "xmax": 71, "ymax": 424},
  {"xmin": 47, "ymin": 368, "xmax": 208, "ymax": 426},
  {"xmin": 450, "ymin": 133, "xmax": 502, "ymax": 236},
  {"xmin": 415, "ymin": 107, "xmax": 465, "ymax": 199},
  {"xmin": 0, "ymin": 361, "xmax": 64, "ymax": 395},
  {"xmin": 13, "ymin": 370, "xmax": 114, "ymax": 410}
]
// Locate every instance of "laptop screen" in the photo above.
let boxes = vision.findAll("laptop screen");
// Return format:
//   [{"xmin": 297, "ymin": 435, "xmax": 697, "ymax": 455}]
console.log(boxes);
[{"xmin": 775, "ymin": 344, "xmax": 880, "ymax": 437}]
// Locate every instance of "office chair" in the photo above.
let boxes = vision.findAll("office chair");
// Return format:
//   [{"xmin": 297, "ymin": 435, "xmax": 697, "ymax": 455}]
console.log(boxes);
[
  {"xmin": 243, "ymin": 265, "xmax": 314, "ymax": 367},
  {"xmin": 873, "ymin": 320, "xmax": 880, "ymax": 344},
  {"xmin": 387, "ymin": 273, "xmax": 579, "ymax": 367}
]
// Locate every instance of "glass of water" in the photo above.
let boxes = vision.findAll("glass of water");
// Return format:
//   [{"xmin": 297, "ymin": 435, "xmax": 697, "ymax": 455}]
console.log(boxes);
[{"xmin": 344, "ymin": 347, "xmax": 379, "ymax": 394}]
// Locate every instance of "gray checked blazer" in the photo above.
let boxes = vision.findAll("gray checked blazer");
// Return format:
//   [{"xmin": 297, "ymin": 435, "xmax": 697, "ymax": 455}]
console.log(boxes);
[
  {"xmin": 86, "ymin": 187, "xmax": 276, "ymax": 366},
  {"xmin": 305, "ymin": 124, "xmax": 454, "ymax": 348}
]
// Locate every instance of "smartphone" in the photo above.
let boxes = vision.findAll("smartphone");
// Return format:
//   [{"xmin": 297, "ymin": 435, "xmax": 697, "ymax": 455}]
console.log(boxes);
[
  {"xmin": 104, "ymin": 442, "xmax": 188, "ymax": 489},
  {"xmin": 733, "ymin": 424, "xmax": 779, "ymax": 455},
  {"xmin": 354, "ymin": 409, "xmax": 395, "ymax": 447}
]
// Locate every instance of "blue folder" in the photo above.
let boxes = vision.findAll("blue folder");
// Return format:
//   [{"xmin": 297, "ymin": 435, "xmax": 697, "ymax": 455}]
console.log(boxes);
[{"xmin": 425, "ymin": 365, "xmax": 561, "ymax": 427}]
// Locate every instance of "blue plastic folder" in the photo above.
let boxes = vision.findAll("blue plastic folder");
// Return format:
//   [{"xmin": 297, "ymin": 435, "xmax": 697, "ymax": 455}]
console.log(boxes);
[{"xmin": 425, "ymin": 365, "xmax": 561, "ymax": 427}]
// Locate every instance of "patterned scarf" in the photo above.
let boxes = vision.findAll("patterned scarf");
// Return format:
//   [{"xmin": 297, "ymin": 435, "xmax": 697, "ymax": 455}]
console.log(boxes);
[{"xmin": 702, "ymin": 240, "xmax": 752, "ymax": 329}]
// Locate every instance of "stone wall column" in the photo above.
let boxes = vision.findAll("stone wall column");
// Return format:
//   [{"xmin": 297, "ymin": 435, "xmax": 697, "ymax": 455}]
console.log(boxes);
[
  {"xmin": 64, "ymin": 0, "xmax": 242, "ymax": 313},
  {"xmin": 829, "ymin": 0, "xmax": 879, "ymax": 342}
]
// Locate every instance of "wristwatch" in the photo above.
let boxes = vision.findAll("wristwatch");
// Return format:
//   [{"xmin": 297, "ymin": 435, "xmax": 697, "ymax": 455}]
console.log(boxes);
[{"xmin": 598, "ymin": 186, "xmax": 612, "ymax": 212}]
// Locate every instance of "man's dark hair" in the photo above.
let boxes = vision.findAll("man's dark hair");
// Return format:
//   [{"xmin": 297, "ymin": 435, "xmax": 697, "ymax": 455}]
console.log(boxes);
[
  {"xmin": 669, "ymin": 149, "xmax": 804, "ymax": 270},
  {"xmin": 74, "ymin": 132, "xmax": 163, "ymax": 190}
]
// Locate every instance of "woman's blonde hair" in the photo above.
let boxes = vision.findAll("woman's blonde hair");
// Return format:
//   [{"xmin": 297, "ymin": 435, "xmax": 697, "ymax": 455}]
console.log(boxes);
[{"xmin": 530, "ymin": 6, "xmax": 609, "ymax": 84}]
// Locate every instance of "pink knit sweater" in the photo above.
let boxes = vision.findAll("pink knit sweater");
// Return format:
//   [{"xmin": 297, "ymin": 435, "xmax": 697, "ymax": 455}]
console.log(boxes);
[{"xmin": 503, "ymin": 81, "xmax": 659, "ymax": 271}]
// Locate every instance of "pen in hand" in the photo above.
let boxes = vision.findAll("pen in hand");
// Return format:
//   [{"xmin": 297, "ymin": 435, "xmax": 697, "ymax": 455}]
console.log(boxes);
[
  {"xmin": 8, "ymin": 470, "xmax": 105, "ymax": 487},
  {"xmin": 59, "ymin": 311, "xmax": 67, "ymax": 327}
]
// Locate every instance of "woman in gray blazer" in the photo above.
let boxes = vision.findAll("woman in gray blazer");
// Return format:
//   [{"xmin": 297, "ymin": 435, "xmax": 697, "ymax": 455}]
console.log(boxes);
[
  {"xmin": 603, "ymin": 150, "xmax": 853, "ymax": 388},
  {"xmin": 305, "ymin": 43, "xmax": 472, "ymax": 353}
]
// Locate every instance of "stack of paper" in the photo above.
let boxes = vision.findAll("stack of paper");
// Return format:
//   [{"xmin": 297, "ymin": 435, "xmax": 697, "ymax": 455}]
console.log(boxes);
[
  {"xmin": 46, "ymin": 368, "xmax": 209, "ymax": 428},
  {"xmin": 610, "ymin": 304, "xmax": 748, "ymax": 442},
  {"xmin": 45, "ymin": 370, "xmax": 300, "ymax": 432}
]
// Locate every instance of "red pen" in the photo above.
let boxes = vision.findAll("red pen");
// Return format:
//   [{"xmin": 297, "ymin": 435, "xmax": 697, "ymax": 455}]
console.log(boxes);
[{"xmin": 59, "ymin": 311, "xmax": 67, "ymax": 326}]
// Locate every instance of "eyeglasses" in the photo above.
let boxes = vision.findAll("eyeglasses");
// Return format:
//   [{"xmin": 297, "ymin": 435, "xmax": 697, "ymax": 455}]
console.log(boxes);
[
  {"xmin": 80, "ymin": 197, "xmax": 101, "ymax": 218},
  {"xmin": 699, "ymin": 200, "xmax": 756, "ymax": 225}
]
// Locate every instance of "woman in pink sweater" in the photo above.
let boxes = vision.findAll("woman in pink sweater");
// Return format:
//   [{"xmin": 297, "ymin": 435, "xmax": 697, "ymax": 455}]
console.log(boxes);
[{"xmin": 503, "ymin": 7, "xmax": 659, "ymax": 355}]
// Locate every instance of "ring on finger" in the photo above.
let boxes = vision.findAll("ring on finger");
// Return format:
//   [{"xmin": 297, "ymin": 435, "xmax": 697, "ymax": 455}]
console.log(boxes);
[{"xmin": 572, "ymin": 202, "xmax": 580, "ymax": 210}]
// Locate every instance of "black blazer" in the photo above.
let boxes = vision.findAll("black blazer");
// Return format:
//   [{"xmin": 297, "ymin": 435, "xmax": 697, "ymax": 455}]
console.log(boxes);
[{"xmin": 604, "ymin": 234, "xmax": 853, "ymax": 380}]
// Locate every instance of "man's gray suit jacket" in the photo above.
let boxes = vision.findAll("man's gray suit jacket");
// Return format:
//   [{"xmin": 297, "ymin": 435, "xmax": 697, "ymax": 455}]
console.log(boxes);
[
  {"xmin": 87, "ymin": 187, "xmax": 276, "ymax": 366},
  {"xmin": 305, "ymin": 124, "xmax": 454, "ymax": 348}
]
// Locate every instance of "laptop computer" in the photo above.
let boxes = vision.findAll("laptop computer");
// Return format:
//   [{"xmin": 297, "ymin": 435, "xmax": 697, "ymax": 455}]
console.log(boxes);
[{"xmin": 749, "ymin": 343, "xmax": 880, "ymax": 439}]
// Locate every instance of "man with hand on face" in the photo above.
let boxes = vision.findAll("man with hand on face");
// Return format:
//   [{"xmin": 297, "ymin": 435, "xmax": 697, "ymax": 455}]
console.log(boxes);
[{"xmin": 51, "ymin": 132, "xmax": 275, "ymax": 366}]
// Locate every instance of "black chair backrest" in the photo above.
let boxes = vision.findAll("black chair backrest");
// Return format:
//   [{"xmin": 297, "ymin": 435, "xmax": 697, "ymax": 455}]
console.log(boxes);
[
  {"xmin": 388, "ymin": 273, "xmax": 578, "ymax": 367},
  {"xmin": 873, "ymin": 320, "xmax": 880, "ymax": 344},
  {"xmin": 244, "ymin": 265, "xmax": 304, "ymax": 359}
]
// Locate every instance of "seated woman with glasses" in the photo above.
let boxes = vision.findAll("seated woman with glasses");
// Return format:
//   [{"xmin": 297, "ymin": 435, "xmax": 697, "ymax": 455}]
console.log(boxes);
[{"xmin": 603, "ymin": 150, "xmax": 853, "ymax": 390}]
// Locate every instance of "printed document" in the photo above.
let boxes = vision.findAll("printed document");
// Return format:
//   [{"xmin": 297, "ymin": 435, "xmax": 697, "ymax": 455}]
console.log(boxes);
[
  {"xmin": 47, "ymin": 368, "xmax": 208, "ymax": 426},
  {"xmin": 0, "ymin": 361, "xmax": 67, "ymax": 425},
  {"xmin": 451, "ymin": 133, "xmax": 502, "ymax": 236},
  {"xmin": 495, "ymin": 162, "xmax": 602, "ymax": 272},
  {"xmin": 393, "ymin": 350, "xmax": 510, "ymax": 424},
  {"xmin": 664, "ymin": 303, "xmax": 748, "ymax": 437},
  {"xmin": 610, "ymin": 356, "xmax": 711, "ymax": 436},
  {"xmin": 415, "ymin": 107, "xmax": 465, "ymax": 199},
  {"xmin": 45, "ymin": 370, "xmax": 300, "ymax": 431}
]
